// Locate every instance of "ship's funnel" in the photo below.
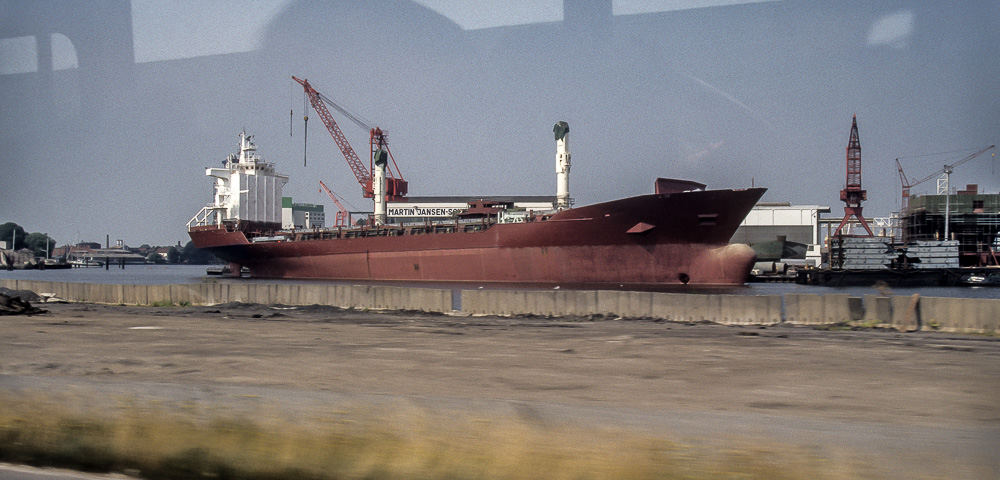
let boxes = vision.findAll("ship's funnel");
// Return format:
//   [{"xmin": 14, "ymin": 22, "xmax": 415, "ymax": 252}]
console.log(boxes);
[
  {"xmin": 373, "ymin": 149, "xmax": 389, "ymax": 225},
  {"xmin": 554, "ymin": 121, "xmax": 571, "ymax": 210}
]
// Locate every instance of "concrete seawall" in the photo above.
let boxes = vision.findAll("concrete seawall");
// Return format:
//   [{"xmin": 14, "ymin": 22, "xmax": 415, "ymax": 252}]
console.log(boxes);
[{"xmin": 2, "ymin": 279, "xmax": 996, "ymax": 334}]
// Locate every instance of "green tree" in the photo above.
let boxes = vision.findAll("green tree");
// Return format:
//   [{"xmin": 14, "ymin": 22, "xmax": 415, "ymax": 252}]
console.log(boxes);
[
  {"xmin": 24, "ymin": 232, "xmax": 56, "ymax": 258},
  {"xmin": 146, "ymin": 252, "xmax": 165, "ymax": 264},
  {"xmin": 181, "ymin": 240, "xmax": 217, "ymax": 264},
  {"xmin": 166, "ymin": 247, "xmax": 181, "ymax": 264},
  {"xmin": 0, "ymin": 222, "xmax": 27, "ymax": 250}
]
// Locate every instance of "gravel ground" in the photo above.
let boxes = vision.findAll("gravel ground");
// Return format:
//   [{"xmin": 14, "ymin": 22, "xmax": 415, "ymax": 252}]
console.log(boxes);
[{"xmin": 2, "ymin": 302, "xmax": 998, "ymax": 479}]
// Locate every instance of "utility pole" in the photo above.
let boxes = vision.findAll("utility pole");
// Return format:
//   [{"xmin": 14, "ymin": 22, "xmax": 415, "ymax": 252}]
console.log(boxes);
[{"xmin": 943, "ymin": 164, "xmax": 953, "ymax": 240}]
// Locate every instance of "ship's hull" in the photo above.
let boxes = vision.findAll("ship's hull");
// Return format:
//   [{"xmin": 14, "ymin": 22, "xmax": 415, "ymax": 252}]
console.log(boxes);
[{"xmin": 190, "ymin": 188, "xmax": 766, "ymax": 286}]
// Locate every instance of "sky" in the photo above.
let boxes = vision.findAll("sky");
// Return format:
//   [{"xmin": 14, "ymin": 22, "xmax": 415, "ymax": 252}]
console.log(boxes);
[{"xmin": 0, "ymin": 0, "xmax": 998, "ymax": 247}]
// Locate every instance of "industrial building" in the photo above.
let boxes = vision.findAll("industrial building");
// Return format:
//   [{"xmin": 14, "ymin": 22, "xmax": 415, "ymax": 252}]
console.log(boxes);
[
  {"xmin": 730, "ymin": 203, "xmax": 830, "ymax": 266},
  {"xmin": 385, "ymin": 196, "xmax": 556, "ymax": 224},
  {"xmin": 281, "ymin": 197, "xmax": 325, "ymax": 230},
  {"xmin": 903, "ymin": 185, "xmax": 1000, "ymax": 267}
]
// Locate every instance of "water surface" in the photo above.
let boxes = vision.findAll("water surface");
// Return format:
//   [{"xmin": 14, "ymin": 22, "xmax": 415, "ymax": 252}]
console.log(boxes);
[{"xmin": 2, "ymin": 264, "xmax": 997, "ymax": 299}]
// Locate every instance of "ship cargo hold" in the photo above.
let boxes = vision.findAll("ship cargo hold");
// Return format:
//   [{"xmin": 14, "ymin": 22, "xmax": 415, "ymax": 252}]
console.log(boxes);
[{"xmin": 189, "ymin": 127, "xmax": 766, "ymax": 288}]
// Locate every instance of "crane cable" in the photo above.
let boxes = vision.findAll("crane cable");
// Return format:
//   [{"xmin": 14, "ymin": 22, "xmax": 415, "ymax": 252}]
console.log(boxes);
[
  {"xmin": 318, "ymin": 92, "xmax": 378, "ymax": 133},
  {"xmin": 896, "ymin": 147, "xmax": 984, "ymax": 161},
  {"xmin": 303, "ymin": 89, "xmax": 309, "ymax": 167}
]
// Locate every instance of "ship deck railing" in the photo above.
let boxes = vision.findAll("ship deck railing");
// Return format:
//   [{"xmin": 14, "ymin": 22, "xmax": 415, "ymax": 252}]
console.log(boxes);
[
  {"xmin": 187, "ymin": 206, "xmax": 227, "ymax": 230},
  {"xmin": 252, "ymin": 216, "xmax": 516, "ymax": 243}
]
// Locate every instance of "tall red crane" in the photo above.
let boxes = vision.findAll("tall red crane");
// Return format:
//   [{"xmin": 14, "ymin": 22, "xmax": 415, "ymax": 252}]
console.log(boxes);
[
  {"xmin": 896, "ymin": 144, "xmax": 996, "ymax": 215},
  {"xmin": 319, "ymin": 180, "xmax": 351, "ymax": 227},
  {"xmin": 834, "ymin": 115, "xmax": 874, "ymax": 236},
  {"xmin": 292, "ymin": 76, "xmax": 408, "ymax": 200}
]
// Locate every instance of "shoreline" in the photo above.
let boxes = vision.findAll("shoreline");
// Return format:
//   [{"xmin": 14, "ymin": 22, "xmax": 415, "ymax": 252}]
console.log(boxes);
[{"xmin": 4, "ymin": 278, "xmax": 1000, "ymax": 334}]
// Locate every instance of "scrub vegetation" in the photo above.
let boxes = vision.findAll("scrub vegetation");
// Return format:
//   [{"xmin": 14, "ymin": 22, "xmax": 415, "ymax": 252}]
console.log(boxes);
[{"xmin": 0, "ymin": 393, "xmax": 854, "ymax": 480}]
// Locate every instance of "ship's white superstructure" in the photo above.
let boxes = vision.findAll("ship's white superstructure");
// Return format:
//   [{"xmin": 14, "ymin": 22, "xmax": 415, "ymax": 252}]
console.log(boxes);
[{"xmin": 188, "ymin": 132, "xmax": 288, "ymax": 228}]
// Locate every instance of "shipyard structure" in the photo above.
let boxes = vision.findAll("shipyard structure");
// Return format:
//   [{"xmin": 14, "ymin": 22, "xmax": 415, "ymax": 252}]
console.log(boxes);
[
  {"xmin": 812, "ymin": 188, "xmax": 1000, "ymax": 286},
  {"xmin": 794, "ymin": 115, "xmax": 998, "ymax": 286},
  {"xmin": 903, "ymin": 186, "xmax": 1000, "ymax": 267}
]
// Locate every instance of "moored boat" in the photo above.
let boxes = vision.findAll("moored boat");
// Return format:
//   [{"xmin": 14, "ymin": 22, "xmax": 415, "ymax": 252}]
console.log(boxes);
[
  {"xmin": 957, "ymin": 272, "xmax": 1000, "ymax": 286},
  {"xmin": 189, "ymin": 126, "xmax": 765, "ymax": 287}
]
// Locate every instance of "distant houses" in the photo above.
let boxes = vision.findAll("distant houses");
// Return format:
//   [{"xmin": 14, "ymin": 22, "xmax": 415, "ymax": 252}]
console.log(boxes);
[
  {"xmin": 41, "ymin": 242, "xmax": 207, "ymax": 266},
  {"xmin": 0, "ymin": 248, "xmax": 35, "ymax": 269},
  {"xmin": 4, "ymin": 240, "xmax": 218, "ymax": 269}
]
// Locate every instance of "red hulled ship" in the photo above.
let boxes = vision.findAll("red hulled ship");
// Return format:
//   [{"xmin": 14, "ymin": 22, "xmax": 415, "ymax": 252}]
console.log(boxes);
[{"xmin": 188, "ymin": 127, "xmax": 765, "ymax": 287}]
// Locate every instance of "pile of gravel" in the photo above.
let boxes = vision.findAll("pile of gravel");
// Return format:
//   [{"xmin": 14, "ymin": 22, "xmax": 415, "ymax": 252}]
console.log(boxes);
[
  {"xmin": 1, "ymin": 289, "xmax": 46, "ymax": 315},
  {"xmin": 0, "ymin": 287, "xmax": 41, "ymax": 303}
]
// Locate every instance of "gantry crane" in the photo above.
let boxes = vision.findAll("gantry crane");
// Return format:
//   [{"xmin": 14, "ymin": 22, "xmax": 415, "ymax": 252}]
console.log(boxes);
[
  {"xmin": 834, "ymin": 115, "xmax": 874, "ymax": 236},
  {"xmin": 293, "ymin": 76, "xmax": 408, "ymax": 200},
  {"xmin": 896, "ymin": 145, "xmax": 995, "ymax": 215},
  {"xmin": 319, "ymin": 180, "xmax": 351, "ymax": 227}
]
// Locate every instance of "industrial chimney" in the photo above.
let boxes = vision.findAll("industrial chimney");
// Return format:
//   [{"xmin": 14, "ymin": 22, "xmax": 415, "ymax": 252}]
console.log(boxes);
[{"xmin": 554, "ymin": 121, "xmax": 571, "ymax": 210}]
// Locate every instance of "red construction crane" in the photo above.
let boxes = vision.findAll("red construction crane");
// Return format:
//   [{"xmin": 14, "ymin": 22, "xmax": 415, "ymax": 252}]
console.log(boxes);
[
  {"xmin": 896, "ymin": 144, "xmax": 996, "ymax": 214},
  {"xmin": 834, "ymin": 115, "xmax": 874, "ymax": 236},
  {"xmin": 319, "ymin": 180, "xmax": 351, "ymax": 227},
  {"xmin": 292, "ymin": 76, "xmax": 408, "ymax": 200}
]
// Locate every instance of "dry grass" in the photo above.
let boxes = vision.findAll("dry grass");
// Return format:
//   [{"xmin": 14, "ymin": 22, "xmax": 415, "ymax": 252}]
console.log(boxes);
[{"xmin": 0, "ymin": 392, "xmax": 854, "ymax": 480}]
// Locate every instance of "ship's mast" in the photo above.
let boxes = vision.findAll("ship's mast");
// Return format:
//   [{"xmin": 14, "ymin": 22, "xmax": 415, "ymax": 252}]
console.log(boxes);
[
  {"xmin": 372, "ymin": 149, "xmax": 388, "ymax": 225},
  {"xmin": 554, "ymin": 121, "xmax": 572, "ymax": 210}
]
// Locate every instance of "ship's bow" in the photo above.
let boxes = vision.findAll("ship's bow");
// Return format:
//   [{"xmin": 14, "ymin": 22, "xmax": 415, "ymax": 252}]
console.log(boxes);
[{"xmin": 690, "ymin": 243, "xmax": 758, "ymax": 285}]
